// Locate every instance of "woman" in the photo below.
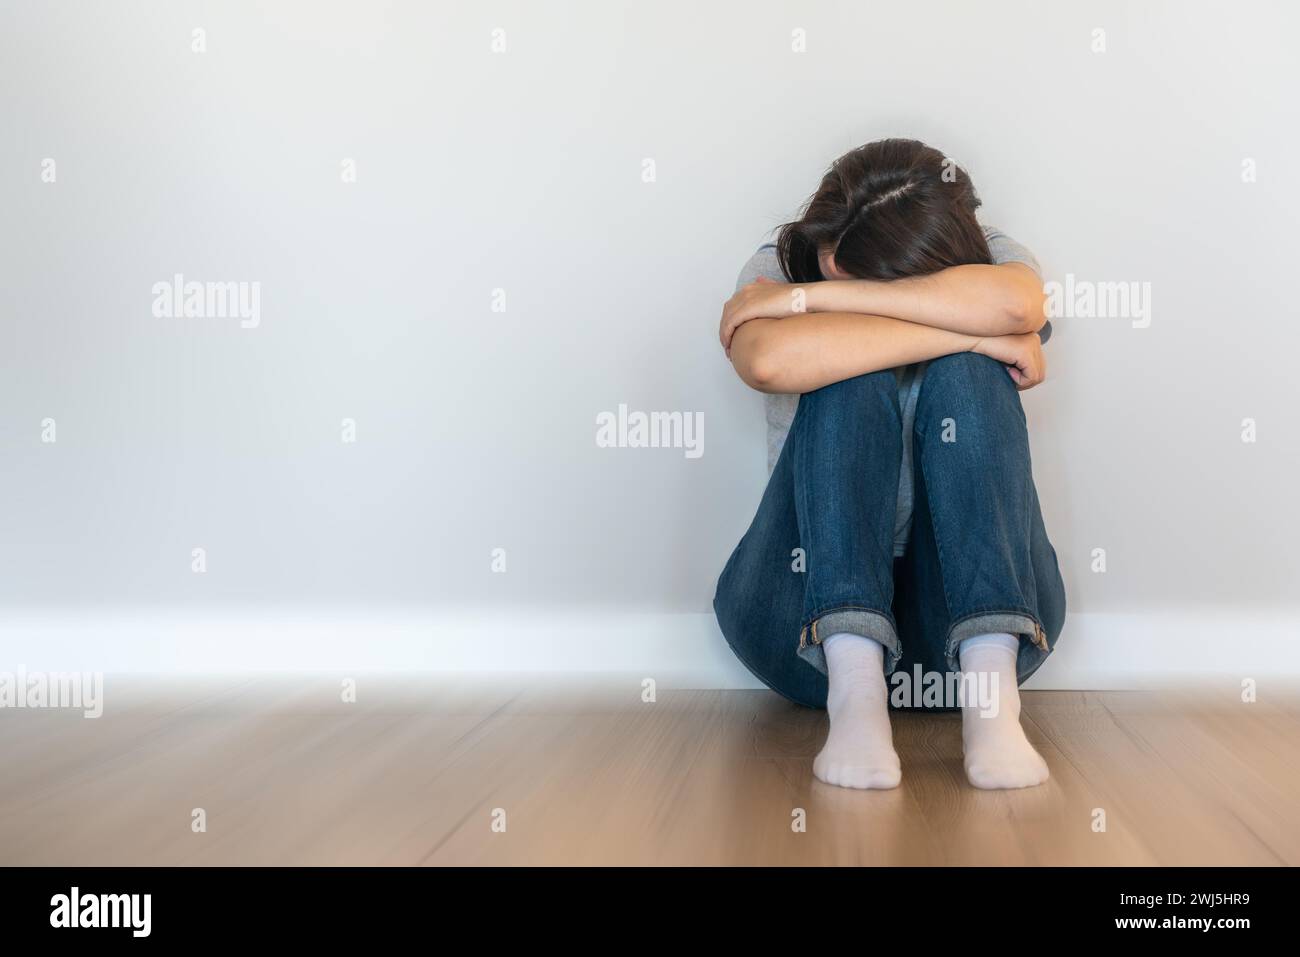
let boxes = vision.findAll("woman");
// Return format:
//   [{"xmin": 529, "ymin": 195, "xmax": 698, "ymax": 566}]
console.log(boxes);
[{"xmin": 714, "ymin": 138, "xmax": 1066, "ymax": 791}]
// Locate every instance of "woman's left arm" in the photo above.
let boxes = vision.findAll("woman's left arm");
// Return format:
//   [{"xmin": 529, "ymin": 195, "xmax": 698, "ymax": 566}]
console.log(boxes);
[{"xmin": 720, "ymin": 263, "xmax": 1046, "ymax": 351}]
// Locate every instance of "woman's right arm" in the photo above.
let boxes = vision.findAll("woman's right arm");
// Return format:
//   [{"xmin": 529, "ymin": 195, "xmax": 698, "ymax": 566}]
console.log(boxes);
[{"xmin": 729, "ymin": 312, "xmax": 1044, "ymax": 394}]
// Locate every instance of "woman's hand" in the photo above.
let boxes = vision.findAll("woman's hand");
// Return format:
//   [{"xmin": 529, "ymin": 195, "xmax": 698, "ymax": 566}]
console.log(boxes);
[
  {"xmin": 971, "ymin": 332, "xmax": 1046, "ymax": 390},
  {"xmin": 720, "ymin": 277, "xmax": 806, "ymax": 355}
]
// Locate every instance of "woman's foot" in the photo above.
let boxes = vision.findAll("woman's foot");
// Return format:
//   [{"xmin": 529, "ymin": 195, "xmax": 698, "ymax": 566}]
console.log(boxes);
[
  {"xmin": 958, "ymin": 633, "xmax": 1049, "ymax": 789},
  {"xmin": 813, "ymin": 633, "xmax": 901, "ymax": 789}
]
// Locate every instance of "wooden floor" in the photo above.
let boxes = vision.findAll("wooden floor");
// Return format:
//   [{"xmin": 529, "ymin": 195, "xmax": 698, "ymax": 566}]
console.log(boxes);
[{"xmin": 1, "ymin": 676, "xmax": 1297, "ymax": 866}]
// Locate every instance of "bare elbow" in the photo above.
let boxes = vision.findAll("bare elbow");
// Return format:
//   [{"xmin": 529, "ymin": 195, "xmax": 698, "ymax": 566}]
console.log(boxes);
[
  {"xmin": 1006, "ymin": 285, "xmax": 1048, "ymax": 335},
  {"xmin": 735, "ymin": 352, "xmax": 783, "ymax": 393},
  {"xmin": 731, "ymin": 330, "xmax": 786, "ymax": 393}
]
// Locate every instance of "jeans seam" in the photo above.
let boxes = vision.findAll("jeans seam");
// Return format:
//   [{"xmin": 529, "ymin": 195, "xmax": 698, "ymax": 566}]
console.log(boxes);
[
  {"xmin": 790, "ymin": 407, "xmax": 821, "ymax": 616},
  {"xmin": 801, "ymin": 603, "xmax": 898, "ymax": 634},
  {"xmin": 798, "ymin": 605, "xmax": 903, "ymax": 678},
  {"xmin": 949, "ymin": 607, "xmax": 1038, "ymax": 623},
  {"xmin": 945, "ymin": 610, "xmax": 1050, "ymax": 673},
  {"xmin": 916, "ymin": 380, "xmax": 1037, "ymax": 631},
  {"xmin": 916, "ymin": 445, "xmax": 961, "ymax": 620}
]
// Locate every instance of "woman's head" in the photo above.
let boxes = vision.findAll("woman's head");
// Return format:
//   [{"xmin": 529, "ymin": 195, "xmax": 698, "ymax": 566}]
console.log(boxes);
[{"xmin": 776, "ymin": 138, "xmax": 991, "ymax": 283}]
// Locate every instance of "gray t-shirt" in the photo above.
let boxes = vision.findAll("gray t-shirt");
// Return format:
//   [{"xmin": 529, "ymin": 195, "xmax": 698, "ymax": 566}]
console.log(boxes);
[{"xmin": 733, "ymin": 225, "xmax": 1047, "ymax": 557}]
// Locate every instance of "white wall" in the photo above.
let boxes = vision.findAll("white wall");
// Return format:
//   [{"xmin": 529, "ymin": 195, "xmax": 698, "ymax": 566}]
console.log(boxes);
[{"xmin": 2, "ymin": 1, "xmax": 1297, "ymax": 680}]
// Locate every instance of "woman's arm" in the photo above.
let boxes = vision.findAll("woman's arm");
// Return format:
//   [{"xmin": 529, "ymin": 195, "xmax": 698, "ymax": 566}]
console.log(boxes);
[
  {"xmin": 720, "ymin": 263, "xmax": 1046, "ymax": 350},
  {"xmin": 809, "ymin": 263, "xmax": 1047, "ymax": 335},
  {"xmin": 729, "ymin": 311, "xmax": 1045, "ymax": 395}
]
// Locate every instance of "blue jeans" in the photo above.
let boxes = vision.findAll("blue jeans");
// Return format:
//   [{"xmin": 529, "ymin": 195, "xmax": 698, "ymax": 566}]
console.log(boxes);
[{"xmin": 713, "ymin": 352, "xmax": 1067, "ymax": 709}]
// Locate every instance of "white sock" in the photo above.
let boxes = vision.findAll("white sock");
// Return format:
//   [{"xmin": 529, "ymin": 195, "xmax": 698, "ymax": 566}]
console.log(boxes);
[
  {"xmin": 813, "ymin": 633, "xmax": 901, "ymax": 790},
  {"xmin": 958, "ymin": 632, "xmax": 1049, "ymax": 790}
]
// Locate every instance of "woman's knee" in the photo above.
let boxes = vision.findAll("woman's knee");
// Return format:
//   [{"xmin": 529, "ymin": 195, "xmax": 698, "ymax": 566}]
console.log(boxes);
[
  {"xmin": 802, "ymin": 368, "xmax": 896, "ymax": 405},
  {"xmin": 917, "ymin": 352, "xmax": 1024, "ymax": 436},
  {"xmin": 923, "ymin": 351, "xmax": 1014, "ymax": 397},
  {"xmin": 796, "ymin": 369, "xmax": 900, "ymax": 433}
]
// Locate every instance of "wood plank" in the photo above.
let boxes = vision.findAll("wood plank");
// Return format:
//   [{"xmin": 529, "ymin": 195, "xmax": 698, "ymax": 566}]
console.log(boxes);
[{"xmin": 1, "ymin": 679, "xmax": 1296, "ymax": 865}]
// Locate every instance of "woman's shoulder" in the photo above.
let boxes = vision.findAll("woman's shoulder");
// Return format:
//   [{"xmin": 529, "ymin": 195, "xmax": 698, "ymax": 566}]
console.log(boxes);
[
  {"xmin": 981, "ymin": 225, "xmax": 1041, "ymax": 277},
  {"xmin": 735, "ymin": 243, "xmax": 785, "ymax": 292}
]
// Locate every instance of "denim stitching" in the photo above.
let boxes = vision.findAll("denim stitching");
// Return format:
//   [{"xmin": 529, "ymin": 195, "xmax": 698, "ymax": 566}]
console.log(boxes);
[
  {"xmin": 801, "ymin": 603, "xmax": 898, "ymax": 634},
  {"xmin": 789, "ymin": 401, "xmax": 821, "ymax": 616},
  {"xmin": 944, "ymin": 610, "xmax": 1049, "ymax": 673},
  {"xmin": 915, "ymin": 364, "xmax": 1039, "ymax": 629}
]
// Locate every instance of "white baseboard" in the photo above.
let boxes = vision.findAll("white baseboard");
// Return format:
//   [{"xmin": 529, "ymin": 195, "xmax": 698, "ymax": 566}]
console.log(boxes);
[{"xmin": 1, "ymin": 607, "xmax": 1296, "ymax": 689}]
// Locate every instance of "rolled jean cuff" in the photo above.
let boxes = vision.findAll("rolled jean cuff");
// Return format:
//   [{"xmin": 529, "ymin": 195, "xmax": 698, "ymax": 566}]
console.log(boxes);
[
  {"xmin": 945, "ymin": 611, "xmax": 1050, "ymax": 678},
  {"xmin": 797, "ymin": 607, "xmax": 901, "ymax": 676}
]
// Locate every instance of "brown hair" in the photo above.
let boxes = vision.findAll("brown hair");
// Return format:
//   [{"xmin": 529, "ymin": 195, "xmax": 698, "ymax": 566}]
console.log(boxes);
[{"xmin": 776, "ymin": 138, "xmax": 991, "ymax": 283}]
